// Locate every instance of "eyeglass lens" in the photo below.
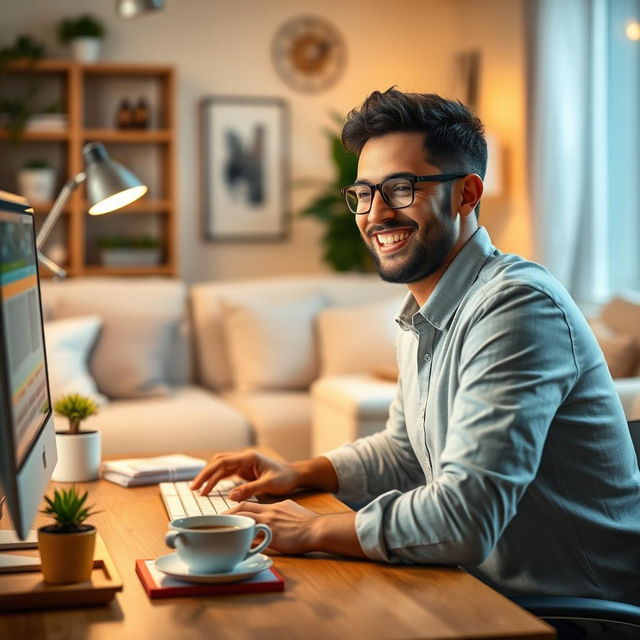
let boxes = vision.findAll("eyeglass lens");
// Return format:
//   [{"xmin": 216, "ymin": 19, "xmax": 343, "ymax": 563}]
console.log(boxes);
[{"xmin": 344, "ymin": 178, "xmax": 414, "ymax": 214}]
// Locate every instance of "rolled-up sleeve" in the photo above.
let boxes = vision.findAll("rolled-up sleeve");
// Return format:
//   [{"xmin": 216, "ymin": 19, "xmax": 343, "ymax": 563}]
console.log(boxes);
[{"xmin": 350, "ymin": 286, "xmax": 579, "ymax": 565}]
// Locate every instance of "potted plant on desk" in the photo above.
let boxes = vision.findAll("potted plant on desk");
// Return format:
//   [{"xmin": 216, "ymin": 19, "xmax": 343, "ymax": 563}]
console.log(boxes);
[
  {"xmin": 38, "ymin": 486, "xmax": 98, "ymax": 583},
  {"xmin": 52, "ymin": 393, "xmax": 101, "ymax": 483}
]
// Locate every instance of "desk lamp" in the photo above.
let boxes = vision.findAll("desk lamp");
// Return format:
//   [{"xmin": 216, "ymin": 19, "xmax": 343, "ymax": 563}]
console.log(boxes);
[{"xmin": 36, "ymin": 142, "xmax": 148, "ymax": 278}]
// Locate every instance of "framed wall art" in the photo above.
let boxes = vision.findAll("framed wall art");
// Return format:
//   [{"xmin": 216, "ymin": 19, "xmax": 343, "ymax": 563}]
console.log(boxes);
[{"xmin": 201, "ymin": 96, "xmax": 289, "ymax": 241}]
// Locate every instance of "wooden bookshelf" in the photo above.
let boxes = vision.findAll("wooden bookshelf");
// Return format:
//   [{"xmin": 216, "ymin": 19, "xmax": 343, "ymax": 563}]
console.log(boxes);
[{"xmin": 0, "ymin": 60, "xmax": 177, "ymax": 277}]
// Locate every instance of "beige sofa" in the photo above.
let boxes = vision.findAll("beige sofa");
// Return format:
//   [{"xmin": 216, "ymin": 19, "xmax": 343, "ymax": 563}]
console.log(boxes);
[
  {"xmin": 41, "ymin": 275, "xmax": 402, "ymax": 461},
  {"xmin": 41, "ymin": 276, "xmax": 640, "ymax": 465}
]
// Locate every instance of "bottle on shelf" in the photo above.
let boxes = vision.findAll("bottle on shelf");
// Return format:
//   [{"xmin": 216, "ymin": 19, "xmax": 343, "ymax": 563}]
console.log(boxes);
[
  {"xmin": 116, "ymin": 99, "xmax": 134, "ymax": 129},
  {"xmin": 134, "ymin": 97, "xmax": 150, "ymax": 129}
]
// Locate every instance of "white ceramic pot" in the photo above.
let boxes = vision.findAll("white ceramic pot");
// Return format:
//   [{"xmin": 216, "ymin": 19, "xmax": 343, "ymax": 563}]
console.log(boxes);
[
  {"xmin": 17, "ymin": 168, "xmax": 56, "ymax": 204},
  {"xmin": 70, "ymin": 37, "xmax": 101, "ymax": 63},
  {"xmin": 52, "ymin": 431, "xmax": 101, "ymax": 482}
]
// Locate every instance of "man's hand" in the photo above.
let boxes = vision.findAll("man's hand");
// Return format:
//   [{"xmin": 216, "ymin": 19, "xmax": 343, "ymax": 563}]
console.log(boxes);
[
  {"xmin": 227, "ymin": 500, "xmax": 367, "ymax": 558},
  {"xmin": 190, "ymin": 450, "xmax": 300, "ymax": 500},
  {"xmin": 227, "ymin": 500, "xmax": 320, "ymax": 555}
]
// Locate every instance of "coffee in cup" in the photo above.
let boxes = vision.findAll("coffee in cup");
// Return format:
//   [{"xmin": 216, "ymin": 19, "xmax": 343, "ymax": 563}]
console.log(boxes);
[{"xmin": 165, "ymin": 514, "xmax": 272, "ymax": 574}]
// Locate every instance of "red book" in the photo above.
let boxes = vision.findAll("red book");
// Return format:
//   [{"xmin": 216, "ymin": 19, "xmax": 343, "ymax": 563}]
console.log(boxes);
[{"xmin": 135, "ymin": 559, "xmax": 285, "ymax": 599}]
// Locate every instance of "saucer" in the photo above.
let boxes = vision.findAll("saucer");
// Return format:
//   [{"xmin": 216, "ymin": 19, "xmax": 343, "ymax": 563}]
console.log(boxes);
[{"xmin": 154, "ymin": 553, "xmax": 273, "ymax": 584}]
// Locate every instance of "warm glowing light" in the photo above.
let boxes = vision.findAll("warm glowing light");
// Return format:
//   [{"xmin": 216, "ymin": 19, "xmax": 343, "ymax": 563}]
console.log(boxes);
[
  {"xmin": 626, "ymin": 21, "xmax": 640, "ymax": 40},
  {"xmin": 88, "ymin": 185, "xmax": 148, "ymax": 215}
]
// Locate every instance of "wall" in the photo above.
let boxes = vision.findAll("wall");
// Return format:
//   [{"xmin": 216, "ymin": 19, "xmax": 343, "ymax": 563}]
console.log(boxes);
[{"xmin": 1, "ymin": 0, "xmax": 529, "ymax": 281}]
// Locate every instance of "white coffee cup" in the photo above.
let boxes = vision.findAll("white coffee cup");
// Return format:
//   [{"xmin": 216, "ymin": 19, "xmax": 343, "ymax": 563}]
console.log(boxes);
[{"xmin": 165, "ymin": 514, "xmax": 272, "ymax": 574}]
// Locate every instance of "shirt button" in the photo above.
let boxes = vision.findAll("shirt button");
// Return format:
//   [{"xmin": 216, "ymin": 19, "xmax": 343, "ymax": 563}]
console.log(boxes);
[{"xmin": 423, "ymin": 353, "xmax": 431, "ymax": 362}]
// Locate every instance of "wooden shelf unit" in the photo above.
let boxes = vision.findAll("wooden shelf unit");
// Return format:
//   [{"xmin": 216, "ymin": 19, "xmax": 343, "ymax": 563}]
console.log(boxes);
[{"xmin": 0, "ymin": 60, "xmax": 177, "ymax": 277}]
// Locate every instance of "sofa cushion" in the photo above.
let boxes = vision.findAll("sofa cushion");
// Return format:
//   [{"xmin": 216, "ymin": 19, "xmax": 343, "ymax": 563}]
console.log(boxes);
[
  {"xmin": 224, "ymin": 391, "xmax": 311, "ymax": 461},
  {"xmin": 310, "ymin": 374, "xmax": 396, "ymax": 456},
  {"xmin": 74, "ymin": 385, "xmax": 252, "ymax": 456},
  {"xmin": 317, "ymin": 295, "xmax": 403, "ymax": 380},
  {"xmin": 42, "ymin": 278, "xmax": 189, "ymax": 398},
  {"xmin": 311, "ymin": 374, "xmax": 397, "ymax": 419},
  {"xmin": 190, "ymin": 275, "xmax": 403, "ymax": 391},
  {"xmin": 588, "ymin": 319, "xmax": 638, "ymax": 379},
  {"xmin": 600, "ymin": 295, "xmax": 640, "ymax": 375},
  {"xmin": 221, "ymin": 291, "xmax": 326, "ymax": 392},
  {"xmin": 44, "ymin": 315, "xmax": 107, "ymax": 405}
]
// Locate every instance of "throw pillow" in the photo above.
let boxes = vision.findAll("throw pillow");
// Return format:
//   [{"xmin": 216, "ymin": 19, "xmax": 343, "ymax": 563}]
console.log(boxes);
[
  {"xmin": 221, "ymin": 292, "xmax": 326, "ymax": 392},
  {"xmin": 46, "ymin": 279, "xmax": 186, "ymax": 399},
  {"xmin": 588, "ymin": 319, "xmax": 638, "ymax": 379},
  {"xmin": 317, "ymin": 295, "xmax": 403, "ymax": 380},
  {"xmin": 43, "ymin": 315, "xmax": 108, "ymax": 405}
]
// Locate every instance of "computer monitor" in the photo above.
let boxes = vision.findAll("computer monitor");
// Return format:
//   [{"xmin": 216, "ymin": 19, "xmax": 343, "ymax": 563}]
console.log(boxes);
[{"xmin": 0, "ymin": 190, "xmax": 57, "ymax": 542}]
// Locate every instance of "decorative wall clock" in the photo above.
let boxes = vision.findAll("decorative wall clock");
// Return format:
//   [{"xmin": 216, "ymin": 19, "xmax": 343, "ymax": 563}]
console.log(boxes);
[{"xmin": 272, "ymin": 16, "xmax": 347, "ymax": 93}]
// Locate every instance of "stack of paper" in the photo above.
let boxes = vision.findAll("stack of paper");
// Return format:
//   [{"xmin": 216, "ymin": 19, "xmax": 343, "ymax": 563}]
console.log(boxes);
[{"xmin": 101, "ymin": 454, "xmax": 206, "ymax": 487}]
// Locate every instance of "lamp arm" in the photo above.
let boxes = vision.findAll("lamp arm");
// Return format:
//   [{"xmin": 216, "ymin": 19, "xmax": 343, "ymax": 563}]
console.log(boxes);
[
  {"xmin": 35, "ymin": 172, "xmax": 86, "ymax": 250},
  {"xmin": 37, "ymin": 251, "xmax": 67, "ymax": 279}
]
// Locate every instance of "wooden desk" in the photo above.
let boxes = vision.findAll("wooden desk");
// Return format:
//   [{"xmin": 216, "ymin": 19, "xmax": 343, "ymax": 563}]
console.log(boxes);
[{"xmin": 0, "ymin": 452, "xmax": 554, "ymax": 640}]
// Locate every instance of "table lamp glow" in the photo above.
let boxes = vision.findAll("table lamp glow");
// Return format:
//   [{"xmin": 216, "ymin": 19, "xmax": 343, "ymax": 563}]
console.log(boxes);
[{"xmin": 36, "ymin": 142, "xmax": 148, "ymax": 277}]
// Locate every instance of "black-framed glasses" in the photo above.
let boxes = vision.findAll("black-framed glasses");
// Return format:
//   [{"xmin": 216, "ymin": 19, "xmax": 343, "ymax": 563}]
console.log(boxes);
[{"xmin": 341, "ymin": 173, "xmax": 467, "ymax": 215}]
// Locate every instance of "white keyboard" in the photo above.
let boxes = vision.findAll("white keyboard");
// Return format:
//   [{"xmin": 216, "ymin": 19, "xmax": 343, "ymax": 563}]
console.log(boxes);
[{"xmin": 159, "ymin": 479, "xmax": 257, "ymax": 520}]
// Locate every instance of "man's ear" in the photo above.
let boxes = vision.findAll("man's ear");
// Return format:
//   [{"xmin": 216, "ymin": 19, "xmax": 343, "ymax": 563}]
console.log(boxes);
[{"xmin": 456, "ymin": 174, "xmax": 483, "ymax": 217}]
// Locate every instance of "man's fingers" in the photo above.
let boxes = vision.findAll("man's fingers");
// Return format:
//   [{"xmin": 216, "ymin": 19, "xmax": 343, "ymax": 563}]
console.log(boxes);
[
  {"xmin": 229, "ymin": 478, "xmax": 267, "ymax": 501},
  {"xmin": 226, "ymin": 501, "xmax": 266, "ymax": 515},
  {"xmin": 191, "ymin": 455, "xmax": 244, "ymax": 491}
]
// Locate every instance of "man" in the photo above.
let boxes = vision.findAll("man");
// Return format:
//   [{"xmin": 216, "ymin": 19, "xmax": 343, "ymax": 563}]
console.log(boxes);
[{"xmin": 192, "ymin": 89, "xmax": 640, "ymax": 606}]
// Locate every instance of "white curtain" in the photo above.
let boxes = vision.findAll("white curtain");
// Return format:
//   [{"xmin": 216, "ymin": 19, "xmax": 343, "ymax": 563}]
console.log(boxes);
[{"xmin": 527, "ymin": 0, "xmax": 640, "ymax": 304}]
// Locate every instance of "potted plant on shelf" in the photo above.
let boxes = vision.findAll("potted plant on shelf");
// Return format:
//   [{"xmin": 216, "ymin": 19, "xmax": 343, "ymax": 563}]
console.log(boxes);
[
  {"xmin": 38, "ymin": 486, "xmax": 98, "ymax": 583},
  {"xmin": 52, "ymin": 393, "xmax": 101, "ymax": 483},
  {"xmin": 58, "ymin": 14, "xmax": 106, "ymax": 63},
  {"xmin": 17, "ymin": 158, "xmax": 56, "ymax": 204},
  {"xmin": 98, "ymin": 234, "xmax": 162, "ymax": 268},
  {"xmin": 0, "ymin": 34, "xmax": 45, "ymax": 142}
]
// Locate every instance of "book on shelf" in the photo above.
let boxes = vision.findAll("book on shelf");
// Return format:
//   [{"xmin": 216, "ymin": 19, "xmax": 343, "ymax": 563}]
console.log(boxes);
[
  {"xmin": 101, "ymin": 454, "xmax": 206, "ymax": 487},
  {"xmin": 135, "ymin": 559, "xmax": 285, "ymax": 599},
  {"xmin": 26, "ymin": 114, "xmax": 68, "ymax": 132}
]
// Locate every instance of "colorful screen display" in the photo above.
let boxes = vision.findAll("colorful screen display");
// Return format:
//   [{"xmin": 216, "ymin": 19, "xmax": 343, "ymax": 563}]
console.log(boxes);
[{"xmin": 0, "ymin": 210, "xmax": 50, "ymax": 468}]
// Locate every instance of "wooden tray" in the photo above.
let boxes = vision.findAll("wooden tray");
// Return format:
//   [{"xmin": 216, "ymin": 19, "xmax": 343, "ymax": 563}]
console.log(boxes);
[{"xmin": 0, "ymin": 533, "xmax": 122, "ymax": 611}]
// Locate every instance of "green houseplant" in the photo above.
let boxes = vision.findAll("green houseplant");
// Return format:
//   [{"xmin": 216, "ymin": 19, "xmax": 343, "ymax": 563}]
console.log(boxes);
[
  {"xmin": 52, "ymin": 393, "xmax": 101, "ymax": 482},
  {"xmin": 0, "ymin": 34, "xmax": 45, "ymax": 142},
  {"xmin": 38, "ymin": 486, "xmax": 98, "ymax": 583},
  {"xmin": 58, "ymin": 14, "xmax": 106, "ymax": 63},
  {"xmin": 300, "ymin": 116, "xmax": 371, "ymax": 272},
  {"xmin": 98, "ymin": 234, "xmax": 162, "ymax": 267}
]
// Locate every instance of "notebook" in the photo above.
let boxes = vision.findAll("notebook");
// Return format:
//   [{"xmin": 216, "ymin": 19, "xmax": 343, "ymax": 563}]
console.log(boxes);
[{"xmin": 102, "ymin": 454, "xmax": 206, "ymax": 487}]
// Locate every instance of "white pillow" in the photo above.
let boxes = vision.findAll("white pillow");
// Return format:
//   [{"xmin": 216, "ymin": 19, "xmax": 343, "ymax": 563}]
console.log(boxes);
[
  {"xmin": 221, "ymin": 292, "xmax": 326, "ymax": 392},
  {"xmin": 44, "ymin": 315, "xmax": 108, "ymax": 405},
  {"xmin": 317, "ymin": 296, "xmax": 403, "ymax": 380}
]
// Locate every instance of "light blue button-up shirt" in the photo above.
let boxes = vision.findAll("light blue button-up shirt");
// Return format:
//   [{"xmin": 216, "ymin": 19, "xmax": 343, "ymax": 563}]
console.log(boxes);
[{"xmin": 325, "ymin": 227, "xmax": 640, "ymax": 604}]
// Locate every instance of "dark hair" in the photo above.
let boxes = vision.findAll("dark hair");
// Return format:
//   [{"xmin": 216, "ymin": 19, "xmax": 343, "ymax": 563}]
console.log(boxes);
[{"xmin": 342, "ymin": 89, "xmax": 487, "ymax": 179}]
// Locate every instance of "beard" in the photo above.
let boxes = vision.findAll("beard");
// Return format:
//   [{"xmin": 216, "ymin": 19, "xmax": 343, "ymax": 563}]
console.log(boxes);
[{"xmin": 365, "ymin": 188, "xmax": 456, "ymax": 284}]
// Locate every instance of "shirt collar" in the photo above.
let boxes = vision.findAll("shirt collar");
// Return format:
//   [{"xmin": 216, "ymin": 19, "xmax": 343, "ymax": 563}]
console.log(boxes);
[{"xmin": 396, "ymin": 227, "xmax": 494, "ymax": 332}]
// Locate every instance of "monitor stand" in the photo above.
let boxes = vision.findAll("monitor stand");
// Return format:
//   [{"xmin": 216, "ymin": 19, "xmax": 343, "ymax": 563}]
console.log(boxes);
[{"xmin": 0, "ymin": 499, "xmax": 41, "ymax": 573}]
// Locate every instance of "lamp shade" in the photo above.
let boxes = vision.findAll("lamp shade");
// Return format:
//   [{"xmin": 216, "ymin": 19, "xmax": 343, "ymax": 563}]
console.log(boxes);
[
  {"xmin": 83, "ymin": 142, "xmax": 147, "ymax": 215},
  {"xmin": 117, "ymin": 0, "xmax": 165, "ymax": 19}
]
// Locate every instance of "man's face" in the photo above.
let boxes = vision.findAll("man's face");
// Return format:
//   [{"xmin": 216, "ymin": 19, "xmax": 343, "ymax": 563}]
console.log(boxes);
[{"xmin": 355, "ymin": 132, "xmax": 457, "ymax": 284}]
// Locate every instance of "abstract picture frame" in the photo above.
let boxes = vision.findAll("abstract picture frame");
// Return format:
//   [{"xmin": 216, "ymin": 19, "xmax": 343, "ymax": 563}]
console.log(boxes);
[{"xmin": 201, "ymin": 96, "xmax": 289, "ymax": 242}]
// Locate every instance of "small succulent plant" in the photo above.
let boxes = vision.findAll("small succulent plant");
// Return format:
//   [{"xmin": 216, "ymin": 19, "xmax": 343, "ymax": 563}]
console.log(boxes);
[
  {"xmin": 41, "ymin": 486, "xmax": 98, "ymax": 532},
  {"xmin": 53, "ymin": 393, "xmax": 98, "ymax": 435}
]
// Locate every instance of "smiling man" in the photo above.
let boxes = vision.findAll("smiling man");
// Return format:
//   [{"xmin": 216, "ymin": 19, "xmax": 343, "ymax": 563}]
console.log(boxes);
[{"xmin": 192, "ymin": 89, "xmax": 640, "ymax": 610}]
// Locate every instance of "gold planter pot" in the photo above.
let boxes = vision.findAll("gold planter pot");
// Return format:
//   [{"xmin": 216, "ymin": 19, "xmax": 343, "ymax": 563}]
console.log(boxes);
[{"xmin": 37, "ymin": 525, "xmax": 97, "ymax": 584}]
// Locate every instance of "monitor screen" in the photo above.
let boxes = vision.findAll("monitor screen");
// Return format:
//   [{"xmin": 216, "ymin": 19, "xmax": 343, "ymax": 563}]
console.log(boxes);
[{"xmin": 0, "ymin": 207, "xmax": 51, "ymax": 470}]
